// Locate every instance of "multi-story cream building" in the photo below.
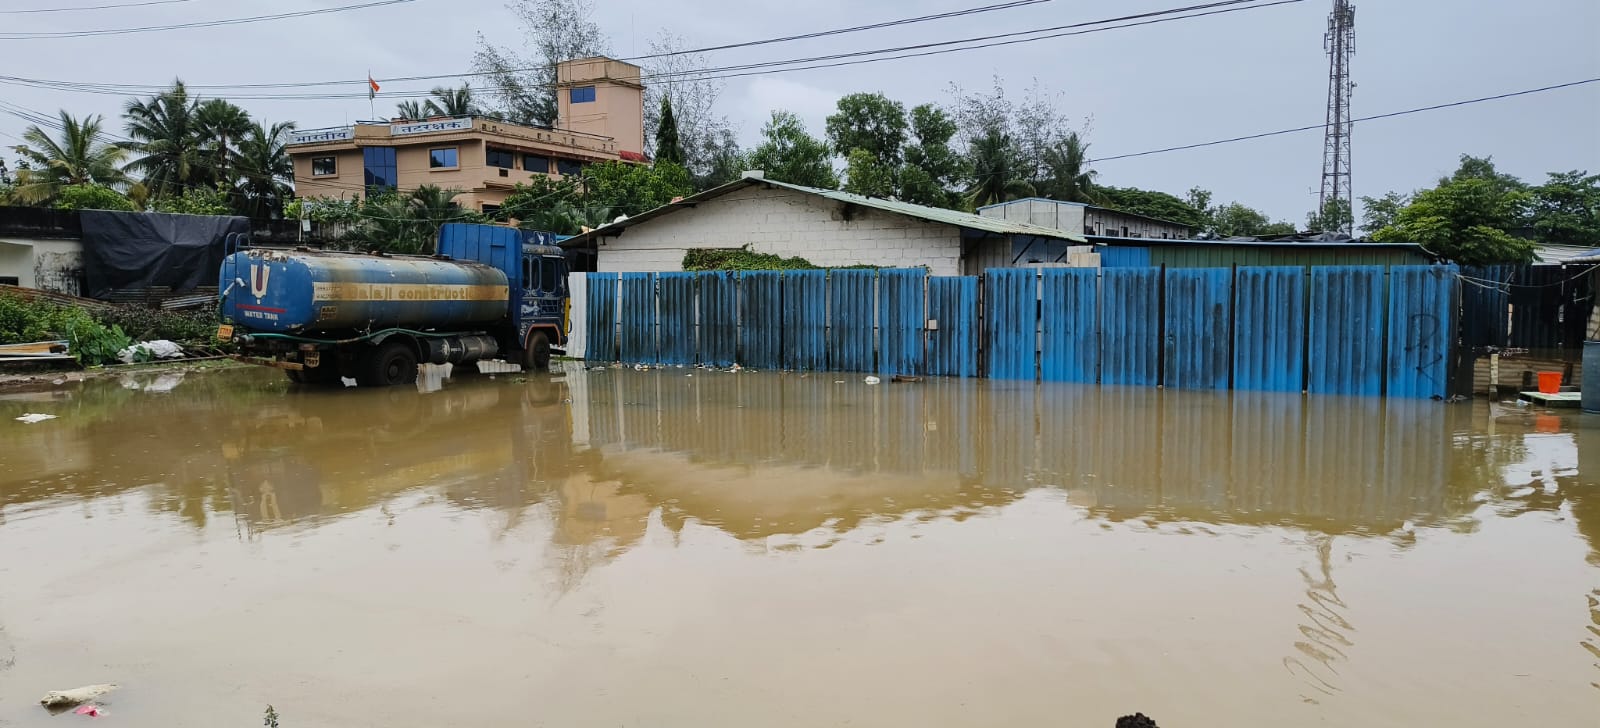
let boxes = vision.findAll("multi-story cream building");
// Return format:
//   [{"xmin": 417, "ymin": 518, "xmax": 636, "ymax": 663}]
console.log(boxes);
[{"xmin": 288, "ymin": 57, "xmax": 646, "ymax": 214}]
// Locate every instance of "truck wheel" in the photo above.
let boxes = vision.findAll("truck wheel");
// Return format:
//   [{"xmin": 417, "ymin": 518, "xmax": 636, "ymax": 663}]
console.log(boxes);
[
  {"xmin": 360, "ymin": 340, "xmax": 418, "ymax": 387},
  {"xmin": 523, "ymin": 331, "xmax": 551, "ymax": 372}
]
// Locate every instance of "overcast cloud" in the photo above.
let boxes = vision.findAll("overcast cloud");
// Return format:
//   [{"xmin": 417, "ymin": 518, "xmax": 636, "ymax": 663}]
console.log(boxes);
[{"xmin": 2, "ymin": 0, "xmax": 1596, "ymax": 223}]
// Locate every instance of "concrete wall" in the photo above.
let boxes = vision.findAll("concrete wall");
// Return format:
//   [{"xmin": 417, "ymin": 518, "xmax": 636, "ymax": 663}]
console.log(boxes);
[
  {"xmin": 557, "ymin": 57, "xmax": 646, "ymax": 156},
  {"xmin": 0, "ymin": 237, "xmax": 84, "ymax": 295},
  {"xmin": 593, "ymin": 185, "xmax": 965, "ymax": 275}
]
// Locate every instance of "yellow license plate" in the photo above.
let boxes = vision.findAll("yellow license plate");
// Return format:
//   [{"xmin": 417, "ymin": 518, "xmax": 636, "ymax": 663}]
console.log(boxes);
[{"xmin": 216, "ymin": 324, "xmax": 234, "ymax": 341}]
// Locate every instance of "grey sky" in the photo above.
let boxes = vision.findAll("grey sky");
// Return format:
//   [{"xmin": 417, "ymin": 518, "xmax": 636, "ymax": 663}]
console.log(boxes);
[{"xmin": 3, "ymin": 0, "xmax": 1597, "ymax": 225}]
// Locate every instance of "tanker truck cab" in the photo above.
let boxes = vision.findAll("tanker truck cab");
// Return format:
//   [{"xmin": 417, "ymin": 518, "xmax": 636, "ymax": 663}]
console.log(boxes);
[{"xmin": 219, "ymin": 223, "xmax": 569, "ymax": 387}]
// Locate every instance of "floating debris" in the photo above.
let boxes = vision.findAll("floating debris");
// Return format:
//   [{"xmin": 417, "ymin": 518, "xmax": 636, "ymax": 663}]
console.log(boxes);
[
  {"xmin": 40, "ymin": 684, "xmax": 117, "ymax": 708},
  {"xmin": 14, "ymin": 413, "xmax": 57, "ymax": 424}
]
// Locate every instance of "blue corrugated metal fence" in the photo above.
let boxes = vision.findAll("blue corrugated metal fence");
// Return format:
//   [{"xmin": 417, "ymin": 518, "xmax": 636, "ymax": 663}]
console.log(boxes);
[{"xmin": 586, "ymin": 265, "xmax": 1458, "ymax": 397}]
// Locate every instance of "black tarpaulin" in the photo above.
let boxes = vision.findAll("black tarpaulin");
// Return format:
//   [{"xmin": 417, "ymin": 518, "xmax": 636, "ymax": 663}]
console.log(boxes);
[{"xmin": 79, "ymin": 210, "xmax": 248, "ymax": 298}]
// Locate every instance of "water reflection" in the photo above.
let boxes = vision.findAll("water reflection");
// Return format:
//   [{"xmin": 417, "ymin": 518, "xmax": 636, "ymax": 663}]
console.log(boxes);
[{"xmin": 3, "ymin": 365, "xmax": 1599, "ymax": 722}]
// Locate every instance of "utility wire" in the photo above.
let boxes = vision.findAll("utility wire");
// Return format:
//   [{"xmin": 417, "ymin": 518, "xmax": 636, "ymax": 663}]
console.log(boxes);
[
  {"xmin": 1091, "ymin": 78, "xmax": 1600, "ymax": 163},
  {"xmin": 0, "ymin": 0, "xmax": 1056, "ymax": 89},
  {"xmin": 1, "ymin": 0, "xmax": 194, "ymax": 14},
  {"xmin": 0, "ymin": 0, "xmax": 1294, "ymax": 101},
  {"xmin": 0, "ymin": 0, "xmax": 415, "ymax": 39}
]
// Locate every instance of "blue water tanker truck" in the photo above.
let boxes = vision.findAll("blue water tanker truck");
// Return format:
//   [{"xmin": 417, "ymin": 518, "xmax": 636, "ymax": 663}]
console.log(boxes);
[{"xmin": 218, "ymin": 223, "xmax": 569, "ymax": 386}]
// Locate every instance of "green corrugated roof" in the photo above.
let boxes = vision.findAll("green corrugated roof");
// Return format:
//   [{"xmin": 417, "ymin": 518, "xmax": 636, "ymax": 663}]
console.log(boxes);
[{"xmin": 561, "ymin": 175, "xmax": 1087, "ymax": 247}]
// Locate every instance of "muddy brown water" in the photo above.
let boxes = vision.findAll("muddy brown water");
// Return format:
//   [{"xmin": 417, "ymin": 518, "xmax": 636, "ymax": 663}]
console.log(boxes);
[{"xmin": 1, "ymin": 364, "xmax": 1596, "ymax": 727}]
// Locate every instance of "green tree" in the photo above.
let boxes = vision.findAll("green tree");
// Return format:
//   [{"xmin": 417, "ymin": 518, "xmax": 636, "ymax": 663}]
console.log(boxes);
[
  {"xmin": 965, "ymin": 126, "xmax": 1034, "ymax": 208},
  {"xmin": 122, "ymin": 80, "xmax": 204, "ymax": 197},
  {"xmin": 1037, "ymin": 132, "xmax": 1096, "ymax": 203},
  {"xmin": 825, "ymin": 92, "xmax": 907, "ymax": 170},
  {"xmin": 842, "ymin": 148, "xmax": 895, "ymax": 198},
  {"xmin": 1305, "ymin": 198, "xmax": 1353, "ymax": 233},
  {"xmin": 394, "ymin": 100, "xmax": 427, "ymax": 120},
  {"xmin": 233, "ymin": 121, "xmax": 296, "ymax": 219},
  {"xmin": 899, "ymin": 104, "xmax": 965, "ymax": 208},
  {"xmin": 152, "ymin": 184, "xmax": 232, "ymax": 215},
  {"xmin": 472, "ymin": 0, "xmax": 607, "ymax": 126},
  {"xmin": 746, "ymin": 111, "xmax": 837, "ymax": 189},
  {"xmin": 53, "ymin": 184, "xmax": 137, "ymax": 212},
  {"xmin": 424, "ymin": 85, "xmax": 479, "ymax": 117},
  {"xmin": 1529, "ymin": 170, "xmax": 1600, "ymax": 247},
  {"xmin": 496, "ymin": 175, "xmax": 581, "ymax": 223},
  {"xmin": 1092, "ymin": 186, "xmax": 1207, "ymax": 231},
  {"xmin": 694, "ymin": 128, "xmax": 747, "ymax": 190},
  {"xmin": 347, "ymin": 185, "xmax": 474, "ymax": 254},
  {"xmin": 581, "ymin": 160, "xmax": 693, "ymax": 214},
  {"xmin": 1358, "ymin": 191, "xmax": 1410, "ymax": 235},
  {"xmin": 1371, "ymin": 155, "xmax": 1535, "ymax": 265},
  {"xmin": 1212, "ymin": 202, "xmax": 1295, "ymax": 237},
  {"xmin": 8, "ymin": 111, "xmax": 128, "ymax": 204},
  {"xmin": 195, "ymin": 98, "xmax": 252, "ymax": 186},
  {"xmin": 653, "ymin": 96, "xmax": 684, "ymax": 166}
]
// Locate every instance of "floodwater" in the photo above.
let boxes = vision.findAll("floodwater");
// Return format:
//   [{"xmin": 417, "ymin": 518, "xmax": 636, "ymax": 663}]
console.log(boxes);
[{"xmin": 1, "ymin": 365, "xmax": 1597, "ymax": 728}]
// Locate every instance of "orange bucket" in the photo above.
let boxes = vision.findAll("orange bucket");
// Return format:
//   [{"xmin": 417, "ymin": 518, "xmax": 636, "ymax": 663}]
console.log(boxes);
[{"xmin": 1537, "ymin": 371, "xmax": 1563, "ymax": 394}]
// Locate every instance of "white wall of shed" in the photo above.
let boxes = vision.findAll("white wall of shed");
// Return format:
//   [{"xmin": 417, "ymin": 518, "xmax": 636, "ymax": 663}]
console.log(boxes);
[
  {"xmin": 977, "ymin": 199, "xmax": 1086, "ymax": 235},
  {"xmin": 0, "ymin": 237, "xmax": 84, "ymax": 293},
  {"xmin": 594, "ymin": 185, "xmax": 963, "ymax": 275}
]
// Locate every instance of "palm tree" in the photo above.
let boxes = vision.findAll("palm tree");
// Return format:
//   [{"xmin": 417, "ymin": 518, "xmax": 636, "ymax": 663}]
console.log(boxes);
[
  {"xmin": 196, "ymin": 98, "xmax": 252, "ymax": 185},
  {"xmin": 965, "ymin": 126, "xmax": 1034, "ymax": 208},
  {"xmin": 122, "ymin": 79, "xmax": 203, "ymax": 197},
  {"xmin": 1039, "ymin": 132, "xmax": 1096, "ymax": 203},
  {"xmin": 350, "ymin": 185, "xmax": 472, "ymax": 254},
  {"xmin": 8, "ymin": 111, "xmax": 127, "ymax": 204},
  {"xmin": 394, "ymin": 99, "xmax": 427, "ymax": 121},
  {"xmin": 233, "ymin": 121, "xmax": 296, "ymax": 218},
  {"xmin": 423, "ymin": 85, "xmax": 478, "ymax": 117}
]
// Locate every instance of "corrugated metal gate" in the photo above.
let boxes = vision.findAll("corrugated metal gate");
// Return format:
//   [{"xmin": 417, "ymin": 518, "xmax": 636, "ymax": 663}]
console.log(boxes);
[
  {"xmin": 1459, "ymin": 264, "xmax": 1594, "ymax": 353},
  {"xmin": 585, "ymin": 265, "xmax": 1461, "ymax": 397}
]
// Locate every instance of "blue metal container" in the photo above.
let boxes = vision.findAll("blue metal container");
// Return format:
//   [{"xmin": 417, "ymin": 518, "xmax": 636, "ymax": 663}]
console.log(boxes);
[
  {"xmin": 1584, "ymin": 340, "xmax": 1599, "ymax": 414},
  {"xmin": 219, "ymin": 249, "xmax": 510, "ymax": 333}
]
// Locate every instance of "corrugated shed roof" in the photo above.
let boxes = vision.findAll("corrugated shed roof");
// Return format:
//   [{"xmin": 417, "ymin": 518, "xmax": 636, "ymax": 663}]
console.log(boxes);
[
  {"xmin": 1088, "ymin": 234, "xmax": 1436, "ymax": 256},
  {"xmin": 1533, "ymin": 242, "xmax": 1600, "ymax": 264},
  {"xmin": 561, "ymin": 176, "xmax": 1087, "ymax": 247}
]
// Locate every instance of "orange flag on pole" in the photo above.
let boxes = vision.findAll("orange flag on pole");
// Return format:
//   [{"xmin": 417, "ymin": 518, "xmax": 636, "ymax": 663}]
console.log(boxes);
[{"xmin": 368, "ymin": 73, "xmax": 380, "ymax": 100}]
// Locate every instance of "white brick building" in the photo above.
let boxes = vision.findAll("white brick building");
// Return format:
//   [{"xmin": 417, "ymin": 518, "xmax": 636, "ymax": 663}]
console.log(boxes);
[{"xmin": 562, "ymin": 174, "xmax": 1085, "ymax": 275}]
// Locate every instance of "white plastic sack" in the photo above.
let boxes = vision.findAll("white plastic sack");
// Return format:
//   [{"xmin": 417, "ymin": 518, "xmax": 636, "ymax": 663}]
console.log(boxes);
[{"xmin": 117, "ymin": 340, "xmax": 184, "ymax": 364}]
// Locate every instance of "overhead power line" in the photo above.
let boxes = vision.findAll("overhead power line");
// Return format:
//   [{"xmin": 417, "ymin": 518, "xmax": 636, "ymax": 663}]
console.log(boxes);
[
  {"xmin": 0, "ymin": 0, "xmax": 415, "ymax": 39},
  {"xmin": 1090, "ymin": 78, "xmax": 1600, "ymax": 163},
  {"xmin": 0, "ymin": 0, "xmax": 194, "ymax": 14},
  {"xmin": 0, "ymin": 0, "xmax": 1297, "ymax": 100},
  {"xmin": 0, "ymin": 0, "xmax": 1060, "ymax": 90}
]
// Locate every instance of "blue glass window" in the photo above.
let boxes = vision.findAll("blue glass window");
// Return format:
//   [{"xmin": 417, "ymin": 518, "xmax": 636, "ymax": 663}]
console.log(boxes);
[
  {"xmin": 429, "ymin": 147, "xmax": 458, "ymax": 168},
  {"xmin": 555, "ymin": 158, "xmax": 584, "ymax": 177},
  {"xmin": 362, "ymin": 147, "xmax": 396, "ymax": 192},
  {"xmin": 523, "ymin": 154, "xmax": 550, "ymax": 173},
  {"xmin": 569, "ymin": 86, "xmax": 596, "ymax": 104}
]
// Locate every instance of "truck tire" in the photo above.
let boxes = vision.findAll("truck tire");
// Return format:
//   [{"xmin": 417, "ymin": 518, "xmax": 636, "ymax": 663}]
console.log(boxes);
[
  {"xmin": 523, "ymin": 330, "xmax": 551, "ymax": 372},
  {"xmin": 360, "ymin": 340, "xmax": 418, "ymax": 387}
]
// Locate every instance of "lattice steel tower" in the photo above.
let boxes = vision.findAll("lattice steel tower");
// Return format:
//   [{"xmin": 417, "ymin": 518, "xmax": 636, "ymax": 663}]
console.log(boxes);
[{"xmin": 1319, "ymin": 0, "xmax": 1355, "ymax": 233}]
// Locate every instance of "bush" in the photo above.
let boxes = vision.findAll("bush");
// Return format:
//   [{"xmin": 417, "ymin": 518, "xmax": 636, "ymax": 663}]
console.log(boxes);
[
  {"xmin": 682, "ymin": 245, "xmax": 883, "ymax": 271},
  {"xmin": 93, "ymin": 304, "xmax": 220, "ymax": 344},
  {"xmin": 0, "ymin": 293, "xmax": 131, "ymax": 365},
  {"xmin": 683, "ymin": 246, "xmax": 821, "ymax": 271},
  {"xmin": 54, "ymin": 184, "xmax": 137, "ymax": 212}
]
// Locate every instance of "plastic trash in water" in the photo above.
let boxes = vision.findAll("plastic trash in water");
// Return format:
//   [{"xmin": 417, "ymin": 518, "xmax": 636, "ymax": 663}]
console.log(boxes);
[
  {"xmin": 74, "ymin": 705, "xmax": 105, "ymax": 718},
  {"xmin": 863, "ymin": 376, "xmax": 881, "ymax": 385},
  {"xmin": 15, "ymin": 413, "xmax": 57, "ymax": 424}
]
